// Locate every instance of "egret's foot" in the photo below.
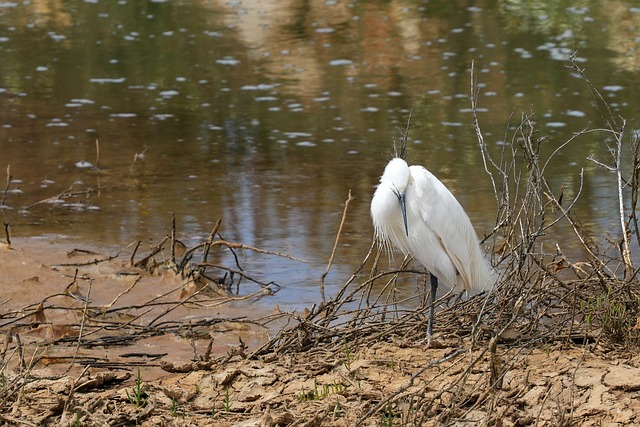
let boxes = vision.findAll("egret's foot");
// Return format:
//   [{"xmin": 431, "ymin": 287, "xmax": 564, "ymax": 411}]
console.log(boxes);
[{"xmin": 420, "ymin": 333, "xmax": 445, "ymax": 349}]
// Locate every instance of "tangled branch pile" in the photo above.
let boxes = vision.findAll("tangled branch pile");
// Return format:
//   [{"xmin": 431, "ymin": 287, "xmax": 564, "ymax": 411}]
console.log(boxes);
[{"xmin": 238, "ymin": 59, "xmax": 640, "ymax": 425}]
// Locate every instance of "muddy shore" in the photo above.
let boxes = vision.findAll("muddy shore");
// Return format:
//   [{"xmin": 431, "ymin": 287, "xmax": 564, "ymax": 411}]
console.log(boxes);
[{"xmin": 0, "ymin": 238, "xmax": 638, "ymax": 426}]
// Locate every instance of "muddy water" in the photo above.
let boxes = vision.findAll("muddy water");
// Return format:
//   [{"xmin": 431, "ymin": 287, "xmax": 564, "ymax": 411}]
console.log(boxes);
[
  {"xmin": 0, "ymin": 1, "xmax": 639, "ymax": 310},
  {"xmin": 0, "ymin": 238, "xmax": 275, "ymax": 379}
]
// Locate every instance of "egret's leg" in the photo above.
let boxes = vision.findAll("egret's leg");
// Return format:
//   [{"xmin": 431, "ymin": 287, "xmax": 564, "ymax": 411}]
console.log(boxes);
[{"xmin": 427, "ymin": 273, "xmax": 438, "ymax": 336}]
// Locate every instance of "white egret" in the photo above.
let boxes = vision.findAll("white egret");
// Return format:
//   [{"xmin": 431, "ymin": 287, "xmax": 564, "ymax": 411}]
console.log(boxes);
[{"xmin": 371, "ymin": 156, "xmax": 495, "ymax": 336}]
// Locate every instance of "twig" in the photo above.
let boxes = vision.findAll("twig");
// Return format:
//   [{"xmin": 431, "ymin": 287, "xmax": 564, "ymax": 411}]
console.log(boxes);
[
  {"xmin": 134, "ymin": 235, "xmax": 170, "ymax": 268},
  {"xmin": 320, "ymin": 189, "xmax": 353, "ymax": 304},
  {"xmin": 3, "ymin": 222, "xmax": 9, "ymax": 247},
  {"xmin": 129, "ymin": 240, "xmax": 141, "ymax": 266},
  {"xmin": 1, "ymin": 165, "xmax": 11, "ymax": 247},
  {"xmin": 569, "ymin": 56, "xmax": 634, "ymax": 277},
  {"xmin": 203, "ymin": 219, "xmax": 222, "ymax": 263},
  {"xmin": 66, "ymin": 280, "xmax": 93, "ymax": 373},
  {"xmin": 24, "ymin": 185, "xmax": 104, "ymax": 210},
  {"xmin": 144, "ymin": 287, "xmax": 262, "ymax": 330},
  {"xmin": 64, "ymin": 364, "xmax": 91, "ymax": 414},
  {"xmin": 95, "ymin": 139, "xmax": 100, "ymax": 169},
  {"xmin": 102, "ymin": 275, "xmax": 143, "ymax": 310},
  {"xmin": 207, "ymin": 240, "xmax": 306, "ymax": 262},
  {"xmin": 171, "ymin": 212, "xmax": 177, "ymax": 266},
  {"xmin": 613, "ymin": 120, "xmax": 634, "ymax": 278},
  {"xmin": 1, "ymin": 165, "xmax": 10, "ymax": 207},
  {"xmin": 197, "ymin": 262, "xmax": 280, "ymax": 292}
]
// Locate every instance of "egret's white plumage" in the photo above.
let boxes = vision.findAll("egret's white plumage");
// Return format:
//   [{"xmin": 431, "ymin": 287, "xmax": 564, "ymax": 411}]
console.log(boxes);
[{"xmin": 371, "ymin": 157, "xmax": 494, "ymax": 334}]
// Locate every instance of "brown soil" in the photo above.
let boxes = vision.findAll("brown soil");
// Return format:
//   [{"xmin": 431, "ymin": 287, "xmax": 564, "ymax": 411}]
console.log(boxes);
[{"xmin": 0, "ymin": 239, "xmax": 638, "ymax": 426}]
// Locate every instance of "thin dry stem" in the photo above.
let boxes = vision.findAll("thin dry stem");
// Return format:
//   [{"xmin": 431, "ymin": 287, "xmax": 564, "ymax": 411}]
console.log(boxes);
[{"xmin": 321, "ymin": 189, "xmax": 353, "ymax": 304}]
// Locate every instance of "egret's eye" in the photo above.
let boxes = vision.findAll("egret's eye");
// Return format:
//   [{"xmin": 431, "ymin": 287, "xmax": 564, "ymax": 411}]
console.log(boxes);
[{"xmin": 392, "ymin": 186, "xmax": 402, "ymax": 201}]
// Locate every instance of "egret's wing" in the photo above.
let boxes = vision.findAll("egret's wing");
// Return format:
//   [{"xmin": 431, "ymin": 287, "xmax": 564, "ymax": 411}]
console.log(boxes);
[{"xmin": 408, "ymin": 166, "xmax": 483, "ymax": 292}]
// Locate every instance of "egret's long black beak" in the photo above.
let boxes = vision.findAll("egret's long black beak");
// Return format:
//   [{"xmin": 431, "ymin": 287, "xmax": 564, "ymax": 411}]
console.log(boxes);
[{"xmin": 399, "ymin": 192, "xmax": 408, "ymax": 237}]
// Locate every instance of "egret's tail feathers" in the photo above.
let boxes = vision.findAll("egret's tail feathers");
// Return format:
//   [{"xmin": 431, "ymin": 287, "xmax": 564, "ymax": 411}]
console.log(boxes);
[
  {"xmin": 453, "ymin": 243, "xmax": 496, "ymax": 295},
  {"xmin": 474, "ymin": 256, "xmax": 497, "ymax": 294},
  {"xmin": 465, "ymin": 249, "xmax": 496, "ymax": 294}
]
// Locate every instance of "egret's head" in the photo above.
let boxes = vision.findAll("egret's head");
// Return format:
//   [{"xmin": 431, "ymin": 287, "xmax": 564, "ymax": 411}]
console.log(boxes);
[
  {"xmin": 381, "ymin": 158, "xmax": 410, "ymax": 189},
  {"xmin": 380, "ymin": 158, "xmax": 410, "ymax": 237}
]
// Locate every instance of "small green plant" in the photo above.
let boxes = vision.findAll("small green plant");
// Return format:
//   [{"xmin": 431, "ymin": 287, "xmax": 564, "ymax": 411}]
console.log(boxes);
[
  {"xmin": 171, "ymin": 398, "xmax": 178, "ymax": 417},
  {"xmin": 126, "ymin": 367, "xmax": 147, "ymax": 408},
  {"xmin": 382, "ymin": 401, "xmax": 395, "ymax": 426},
  {"xmin": 326, "ymin": 397, "xmax": 344, "ymax": 418},
  {"xmin": 341, "ymin": 338, "xmax": 358, "ymax": 374},
  {"xmin": 223, "ymin": 387, "xmax": 232, "ymax": 412},
  {"xmin": 581, "ymin": 291, "xmax": 639, "ymax": 344},
  {"xmin": 296, "ymin": 379, "xmax": 347, "ymax": 402},
  {"xmin": 296, "ymin": 386, "xmax": 310, "ymax": 402},
  {"xmin": 407, "ymin": 397, "xmax": 415, "ymax": 418}
]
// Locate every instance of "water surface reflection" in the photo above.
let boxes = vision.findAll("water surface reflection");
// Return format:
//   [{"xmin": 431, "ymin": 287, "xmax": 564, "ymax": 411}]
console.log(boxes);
[{"xmin": 1, "ymin": 0, "xmax": 639, "ymax": 310}]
